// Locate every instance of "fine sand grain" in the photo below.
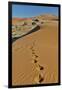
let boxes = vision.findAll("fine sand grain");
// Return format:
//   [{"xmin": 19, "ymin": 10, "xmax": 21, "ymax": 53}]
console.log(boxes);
[{"xmin": 12, "ymin": 20, "xmax": 58, "ymax": 85}]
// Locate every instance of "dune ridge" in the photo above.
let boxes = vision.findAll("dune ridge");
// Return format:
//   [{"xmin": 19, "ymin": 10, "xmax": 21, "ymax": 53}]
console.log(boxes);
[{"xmin": 12, "ymin": 14, "xmax": 58, "ymax": 85}]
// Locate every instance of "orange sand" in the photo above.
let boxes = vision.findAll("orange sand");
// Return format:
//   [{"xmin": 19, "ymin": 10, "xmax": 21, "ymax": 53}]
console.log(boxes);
[{"xmin": 12, "ymin": 21, "xmax": 58, "ymax": 85}]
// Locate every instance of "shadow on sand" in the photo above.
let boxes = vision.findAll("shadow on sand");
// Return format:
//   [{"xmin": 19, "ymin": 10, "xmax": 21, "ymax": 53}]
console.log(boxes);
[{"xmin": 12, "ymin": 25, "xmax": 40, "ymax": 43}]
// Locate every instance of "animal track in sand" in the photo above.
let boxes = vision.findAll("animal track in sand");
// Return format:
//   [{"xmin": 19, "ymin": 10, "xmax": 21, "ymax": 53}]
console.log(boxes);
[{"xmin": 30, "ymin": 41, "xmax": 44, "ymax": 84}]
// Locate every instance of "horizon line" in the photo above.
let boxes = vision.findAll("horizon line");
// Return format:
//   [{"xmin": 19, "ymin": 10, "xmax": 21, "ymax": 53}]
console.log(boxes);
[{"xmin": 12, "ymin": 13, "xmax": 58, "ymax": 19}]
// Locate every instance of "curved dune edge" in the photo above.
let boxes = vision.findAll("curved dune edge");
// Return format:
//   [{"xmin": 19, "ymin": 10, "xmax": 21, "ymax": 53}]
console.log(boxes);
[{"xmin": 12, "ymin": 21, "xmax": 58, "ymax": 85}]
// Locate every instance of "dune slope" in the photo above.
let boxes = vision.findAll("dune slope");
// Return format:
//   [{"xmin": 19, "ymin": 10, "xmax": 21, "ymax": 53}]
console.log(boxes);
[{"xmin": 12, "ymin": 19, "xmax": 58, "ymax": 85}]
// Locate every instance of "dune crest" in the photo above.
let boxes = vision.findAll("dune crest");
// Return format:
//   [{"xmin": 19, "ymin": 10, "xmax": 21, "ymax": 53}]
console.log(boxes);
[{"xmin": 12, "ymin": 14, "xmax": 58, "ymax": 85}]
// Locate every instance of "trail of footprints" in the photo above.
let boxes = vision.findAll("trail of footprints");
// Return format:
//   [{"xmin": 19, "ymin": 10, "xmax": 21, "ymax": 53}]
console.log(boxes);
[{"xmin": 30, "ymin": 41, "xmax": 44, "ymax": 84}]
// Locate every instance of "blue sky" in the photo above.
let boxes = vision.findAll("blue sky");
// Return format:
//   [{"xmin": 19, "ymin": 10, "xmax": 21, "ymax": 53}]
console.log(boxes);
[{"xmin": 12, "ymin": 4, "xmax": 58, "ymax": 18}]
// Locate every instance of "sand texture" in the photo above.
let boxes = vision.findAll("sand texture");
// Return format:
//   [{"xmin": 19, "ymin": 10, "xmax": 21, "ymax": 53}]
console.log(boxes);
[{"xmin": 12, "ymin": 15, "xmax": 59, "ymax": 85}]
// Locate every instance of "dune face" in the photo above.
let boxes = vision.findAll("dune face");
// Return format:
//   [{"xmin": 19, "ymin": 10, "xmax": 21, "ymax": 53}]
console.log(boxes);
[
  {"xmin": 12, "ymin": 14, "xmax": 58, "ymax": 42},
  {"xmin": 12, "ymin": 14, "xmax": 59, "ymax": 85}
]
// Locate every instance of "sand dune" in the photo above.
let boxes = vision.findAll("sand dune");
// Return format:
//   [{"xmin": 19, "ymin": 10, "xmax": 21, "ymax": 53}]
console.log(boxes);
[
  {"xmin": 12, "ymin": 16, "xmax": 58, "ymax": 85},
  {"xmin": 12, "ymin": 14, "xmax": 58, "ymax": 40},
  {"xmin": 35, "ymin": 14, "xmax": 58, "ymax": 20},
  {"xmin": 12, "ymin": 17, "xmax": 32, "ymax": 25}
]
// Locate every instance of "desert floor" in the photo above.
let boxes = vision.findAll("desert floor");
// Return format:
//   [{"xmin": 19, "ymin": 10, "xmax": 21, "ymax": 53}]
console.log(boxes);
[{"xmin": 12, "ymin": 21, "xmax": 58, "ymax": 85}]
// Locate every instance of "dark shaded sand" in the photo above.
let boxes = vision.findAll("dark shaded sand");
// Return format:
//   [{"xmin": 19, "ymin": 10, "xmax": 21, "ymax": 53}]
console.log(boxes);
[
  {"xmin": 12, "ymin": 25, "xmax": 40, "ymax": 42},
  {"xmin": 12, "ymin": 21, "xmax": 58, "ymax": 85}
]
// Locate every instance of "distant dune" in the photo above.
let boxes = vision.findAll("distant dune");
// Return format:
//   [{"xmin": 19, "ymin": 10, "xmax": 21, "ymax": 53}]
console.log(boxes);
[
  {"xmin": 35, "ymin": 14, "xmax": 58, "ymax": 20},
  {"xmin": 12, "ymin": 17, "xmax": 32, "ymax": 25},
  {"xmin": 12, "ymin": 14, "xmax": 59, "ymax": 85},
  {"xmin": 12, "ymin": 14, "xmax": 58, "ymax": 24},
  {"xmin": 12, "ymin": 14, "xmax": 58, "ymax": 42}
]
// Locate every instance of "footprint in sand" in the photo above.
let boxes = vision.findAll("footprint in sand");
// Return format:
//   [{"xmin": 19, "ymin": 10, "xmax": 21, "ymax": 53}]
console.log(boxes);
[
  {"xmin": 39, "ymin": 74, "xmax": 44, "ymax": 83},
  {"xmin": 35, "ymin": 64, "xmax": 44, "ymax": 71},
  {"xmin": 32, "ymin": 52, "xmax": 35, "ymax": 55},
  {"xmin": 35, "ymin": 55, "xmax": 38, "ymax": 58},
  {"xmin": 30, "ymin": 41, "xmax": 44, "ymax": 84},
  {"xmin": 32, "ymin": 59, "xmax": 38, "ymax": 64},
  {"xmin": 34, "ymin": 59, "xmax": 37, "ymax": 63},
  {"xmin": 34, "ymin": 74, "xmax": 44, "ymax": 84},
  {"xmin": 39, "ymin": 65, "xmax": 44, "ymax": 70}
]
